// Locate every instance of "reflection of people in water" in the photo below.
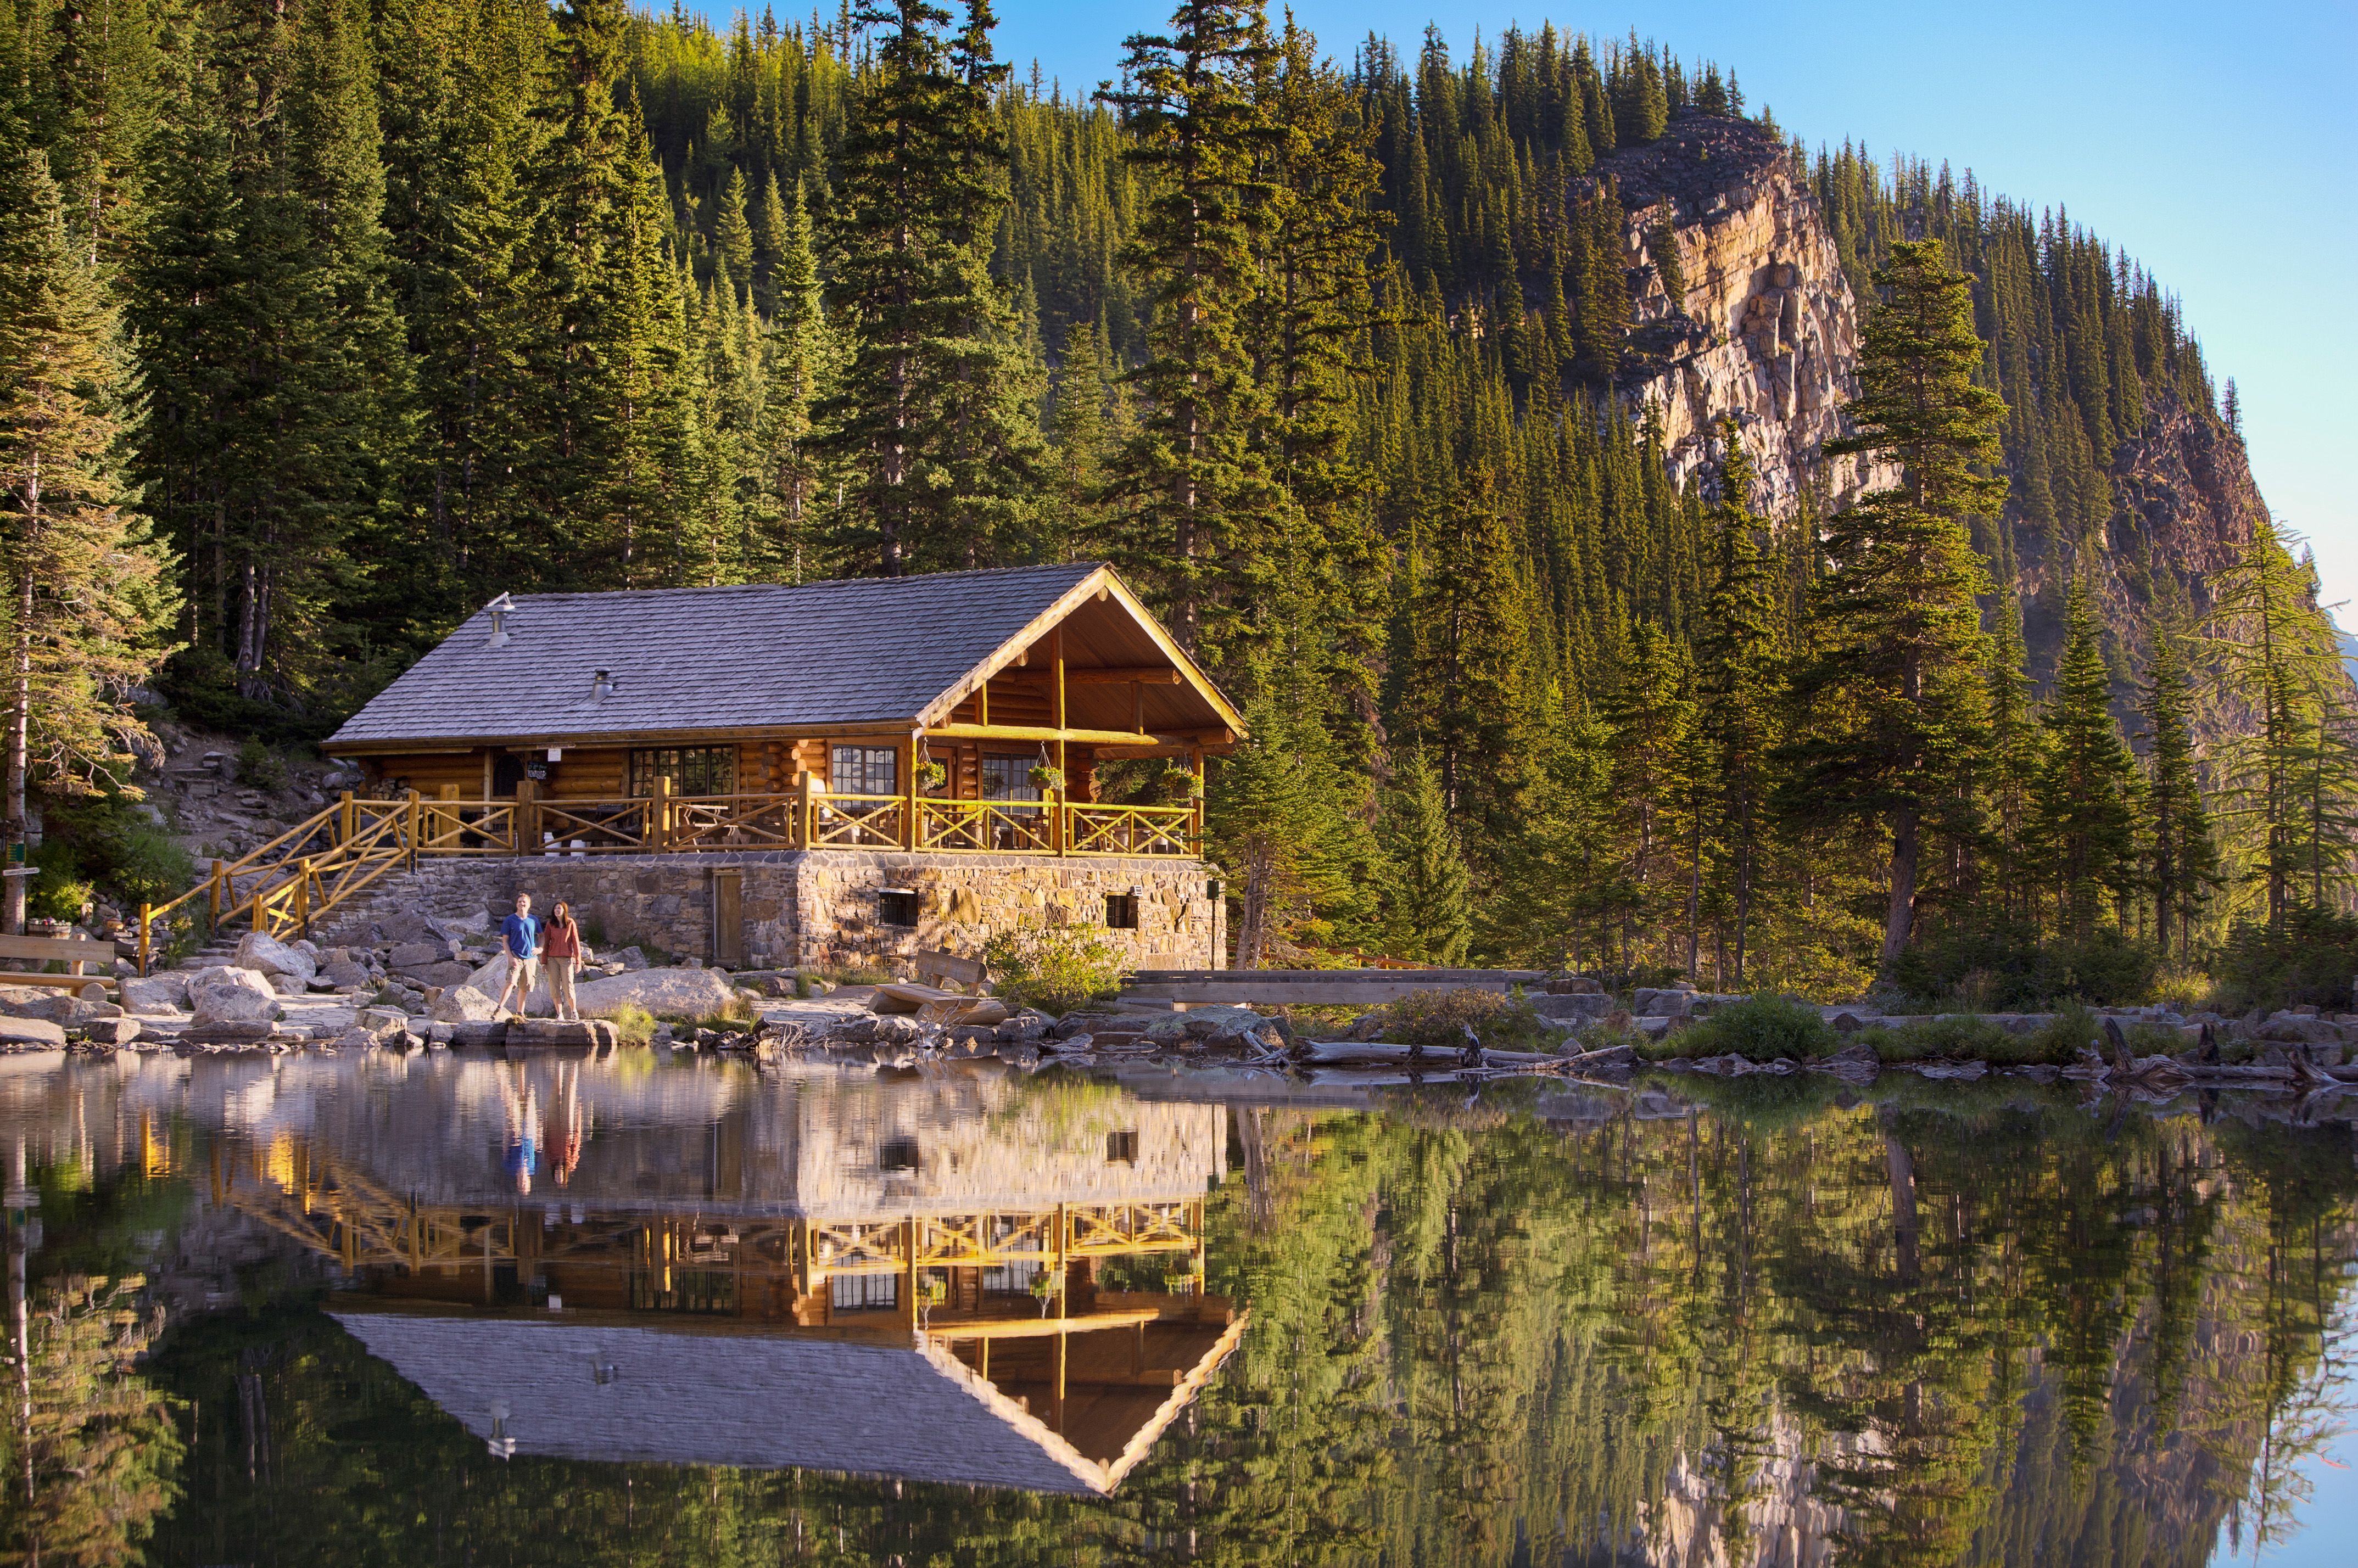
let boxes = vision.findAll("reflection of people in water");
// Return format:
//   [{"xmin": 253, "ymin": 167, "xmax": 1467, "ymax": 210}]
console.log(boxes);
[
  {"xmin": 544, "ymin": 1061, "xmax": 585, "ymax": 1188},
  {"xmin": 498, "ymin": 1065, "xmax": 539, "ymax": 1194}
]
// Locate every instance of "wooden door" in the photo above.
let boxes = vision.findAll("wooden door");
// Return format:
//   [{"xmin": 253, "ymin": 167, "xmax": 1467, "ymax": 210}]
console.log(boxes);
[{"xmin": 711, "ymin": 868, "xmax": 743, "ymax": 966}]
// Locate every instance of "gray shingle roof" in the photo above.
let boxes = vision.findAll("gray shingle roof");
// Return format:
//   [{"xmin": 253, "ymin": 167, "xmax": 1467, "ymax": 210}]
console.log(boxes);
[
  {"xmin": 328, "ymin": 564, "xmax": 1103, "ymax": 748},
  {"xmin": 333, "ymin": 1313, "xmax": 1113, "ymax": 1493}
]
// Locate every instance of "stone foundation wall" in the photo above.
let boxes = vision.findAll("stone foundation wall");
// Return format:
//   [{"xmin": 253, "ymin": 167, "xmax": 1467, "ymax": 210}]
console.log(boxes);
[{"xmin": 363, "ymin": 850, "xmax": 1223, "ymax": 973}]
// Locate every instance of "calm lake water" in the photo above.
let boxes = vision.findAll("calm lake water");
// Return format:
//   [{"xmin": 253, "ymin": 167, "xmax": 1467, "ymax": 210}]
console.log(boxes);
[{"xmin": 0, "ymin": 1049, "xmax": 2349, "ymax": 1566}]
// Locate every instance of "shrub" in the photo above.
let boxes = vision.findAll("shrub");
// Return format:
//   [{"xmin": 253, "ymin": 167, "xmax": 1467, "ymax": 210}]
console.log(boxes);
[
  {"xmin": 1663, "ymin": 995, "xmax": 1832, "ymax": 1061},
  {"xmin": 2215, "ymin": 908, "xmax": 2358, "ymax": 1013},
  {"xmin": 1373, "ymin": 988, "xmax": 1549, "ymax": 1051},
  {"xmin": 234, "ymin": 737, "xmax": 292, "ymax": 794},
  {"xmin": 982, "ymin": 924, "xmax": 1125, "ymax": 1015},
  {"xmin": 1891, "ymin": 916, "xmax": 2157, "ymax": 1009},
  {"xmin": 608, "ymin": 1004, "xmax": 656, "ymax": 1046},
  {"xmin": 2025, "ymin": 1003, "xmax": 2103, "ymax": 1065},
  {"xmin": 30, "ymin": 788, "xmax": 194, "ymax": 913}
]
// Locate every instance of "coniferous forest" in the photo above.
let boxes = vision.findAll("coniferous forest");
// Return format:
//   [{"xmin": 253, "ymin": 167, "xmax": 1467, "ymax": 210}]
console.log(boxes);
[{"xmin": 2, "ymin": 0, "xmax": 2354, "ymax": 1003}]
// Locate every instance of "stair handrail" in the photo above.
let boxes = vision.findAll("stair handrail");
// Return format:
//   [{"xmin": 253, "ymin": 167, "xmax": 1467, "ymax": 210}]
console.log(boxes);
[{"xmin": 138, "ymin": 796, "xmax": 414, "ymax": 973}]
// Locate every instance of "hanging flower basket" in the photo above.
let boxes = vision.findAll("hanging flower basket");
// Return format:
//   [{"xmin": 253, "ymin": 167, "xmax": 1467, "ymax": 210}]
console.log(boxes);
[
  {"xmin": 1156, "ymin": 767, "xmax": 1201, "ymax": 804},
  {"xmin": 915, "ymin": 759, "xmax": 948, "ymax": 792},
  {"xmin": 915, "ymin": 1276, "xmax": 948, "ymax": 1308},
  {"xmin": 1029, "ymin": 764, "xmax": 1065, "ymax": 794}
]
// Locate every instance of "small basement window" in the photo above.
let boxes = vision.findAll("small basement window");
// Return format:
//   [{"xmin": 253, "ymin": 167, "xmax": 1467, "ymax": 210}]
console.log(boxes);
[
  {"xmin": 878, "ymin": 888, "xmax": 919, "ymax": 927},
  {"xmin": 1105, "ymin": 892, "xmax": 1139, "ymax": 929},
  {"xmin": 879, "ymin": 1136, "xmax": 921, "ymax": 1172},
  {"xmin": 1105, "ymin": 1129, "xmax": 1139, "ymax": 1165}
]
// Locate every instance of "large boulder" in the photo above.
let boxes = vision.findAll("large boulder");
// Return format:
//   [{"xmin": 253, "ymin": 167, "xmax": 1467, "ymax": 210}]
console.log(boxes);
[
  {"xmin": 386, "ymin": 940, "xmax": 448, "ymax": 970},
  {"xmin": 428, "ymin": 985, "xmax": 501, "ymax": 1023},
  {"xmin": 233, "ymin": 931, "xmax": 316, "ymax": 990},
  {"xmin": 119, "ymin": 973, "xmax": 189, "ymax": 1016},
  {"xmin": 187, "ymin": 966, "xmax": 283, "ymax": 1026},
  {"xmin": 318, "ymin": 957, "xmax": 373, "ymax": 990},
  {"xmin": 0, "ymin": 1016, "xmax": 67, "ymax": 1051},
  {"xmin": 463, "ymin": 954, "xmax": 548, "ymax": 1012},
  {"xmin": 574, "ymin": 966, "xmax": 739, "ymax": 1020},
  {"xmin": 1532, "ymin": 993, "xmax": 1614, "ymax": 1024}
]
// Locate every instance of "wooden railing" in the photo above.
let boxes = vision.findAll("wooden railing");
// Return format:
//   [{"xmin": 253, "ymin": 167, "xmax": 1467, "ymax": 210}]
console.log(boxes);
[{"xmin": 136, "ymin": 788, "xmax": 1202, "ymax": 971}]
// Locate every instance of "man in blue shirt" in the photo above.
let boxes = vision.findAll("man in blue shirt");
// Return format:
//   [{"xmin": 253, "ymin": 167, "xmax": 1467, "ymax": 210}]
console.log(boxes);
[{"xmin": 494, "ymin": 893, "xmax": 544, "ymax": 1017}]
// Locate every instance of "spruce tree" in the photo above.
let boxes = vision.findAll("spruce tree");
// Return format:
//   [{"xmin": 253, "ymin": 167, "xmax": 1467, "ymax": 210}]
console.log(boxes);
[
  {"xmin": 817, "ymin": 0, "xmax": 1042, "ymax": 573},
  {"xmin": 1602, "ymin": 619, "xmax": 1692, "ymax": 972},
  {"xmin": 2141, "ymin": 626, "xmax": 2217, "ymax": 962},
  {"xmin": 713, "ymin": 164, "xmax": 755, "ymax": 300},
  {"xmin": 2029, "ymin": 578, "xmax": 2139, "ymax": 938},
  {"xmin": 1691, "ymin": 422, "xmax": 1781, "ymax": 984},
  {"xmin": 1094, "ymin": 0, "xmax": 1278, "ymax": 663},
  {"xmin": 0, "ymin": 139, "xmax": 172, "ymax": 932},
  {"xmin": 1375, "ymin": 747, "xmax": 1472, "ymax": 964},
  {"xmin": 1778, "ymin": 239, "xmax": 2005, "ymax": 973}
]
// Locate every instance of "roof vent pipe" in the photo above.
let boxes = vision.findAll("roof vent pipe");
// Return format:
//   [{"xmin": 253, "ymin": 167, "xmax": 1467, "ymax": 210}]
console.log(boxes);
[
  {"xmin": 484, "ymin": 592, "xmax": 516, "ymax": 648},
  {"xmin": 590, "ymin": 669, "xmax": 619, "ymax": 701}
]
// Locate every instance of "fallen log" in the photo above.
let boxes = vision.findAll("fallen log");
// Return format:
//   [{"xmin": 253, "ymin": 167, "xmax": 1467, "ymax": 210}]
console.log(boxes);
[{"xmin": 1296, "ymin": 1039, "xmax": 1583, "ymax": 1070}]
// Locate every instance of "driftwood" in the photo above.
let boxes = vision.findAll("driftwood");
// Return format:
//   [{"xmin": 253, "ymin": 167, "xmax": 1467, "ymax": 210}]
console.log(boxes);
[{"xmin": 1294, "ymin": 1035, "xmax": 1632, "ymax": 1074}]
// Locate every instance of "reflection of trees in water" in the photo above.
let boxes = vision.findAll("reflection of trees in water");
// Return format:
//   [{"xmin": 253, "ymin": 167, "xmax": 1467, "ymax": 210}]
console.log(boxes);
[
  {"xmin": 32, "ymin": 1089, "xmax": 2358, "ymax": 1566},
  {"xmin": 0, "ymin": 1259, "xmax": 181, "ymax": 1567}
]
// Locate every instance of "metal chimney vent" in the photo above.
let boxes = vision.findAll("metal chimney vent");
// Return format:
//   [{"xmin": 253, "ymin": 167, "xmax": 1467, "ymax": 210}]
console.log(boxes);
[{"xmin": 484, "ymin": 592, "xmax": 517, "ymax": 648}]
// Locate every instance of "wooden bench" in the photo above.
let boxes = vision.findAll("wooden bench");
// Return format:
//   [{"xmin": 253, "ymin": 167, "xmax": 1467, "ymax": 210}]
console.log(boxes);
[
  {"xmin": 909, "ymin": 949, "xmax": 987, "ymax": 994},
  {"xmin": 0, "ymin": 933, "xmax": 115, "ymax": 999}
]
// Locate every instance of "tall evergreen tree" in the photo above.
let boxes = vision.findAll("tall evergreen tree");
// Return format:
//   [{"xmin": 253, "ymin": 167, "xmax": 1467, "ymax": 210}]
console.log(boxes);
[
  {"xmin": 1095, "ymin": 0, "xmax": 1278, "ymax": 663},
  {"xmin": 1374, "ymin": 746, "xmax": 1472, "ymax": 964},
  {"xmin": 1691, "ymin": 422, "xmax": 1781, "ymax": 984},
  {"xmin": 1778, "ymin": 239, "xmax": 2005, "ymax": 973},
  {"xmin": 0, "ymin": 138, "xmax": 172, "ymax": 932},
  {"xmin": 2141, "ymin": 626, "xmax": 2217, "ymax": 962},
  {"xmin": 2028, "ymin": 578, "xmax": 2139, "ymax": 938},
  {"xmin": 817, "ymin": 0, "xmax": 1041, "ymax": 573}
]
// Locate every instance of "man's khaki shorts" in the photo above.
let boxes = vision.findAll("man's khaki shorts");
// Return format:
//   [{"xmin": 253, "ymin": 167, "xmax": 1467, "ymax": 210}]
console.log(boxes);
[{"xmin": 507, "ymin": 956, "xmax": 539, "ymax": 992}]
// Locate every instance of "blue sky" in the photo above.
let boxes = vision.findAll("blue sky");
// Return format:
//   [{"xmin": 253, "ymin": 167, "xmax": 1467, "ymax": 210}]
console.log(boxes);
[{"xmin": 741, "ymin": 2, "xmax": 2356, "ymax": 608}]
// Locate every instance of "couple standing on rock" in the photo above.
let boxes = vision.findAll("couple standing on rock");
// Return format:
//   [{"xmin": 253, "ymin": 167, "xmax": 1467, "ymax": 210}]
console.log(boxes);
[{"xmin": 494, "ymin": 893, "xmax": 586, "ymax": 1022}]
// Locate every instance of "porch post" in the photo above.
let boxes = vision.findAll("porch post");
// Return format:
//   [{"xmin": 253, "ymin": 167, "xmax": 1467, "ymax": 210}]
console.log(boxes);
[
  {"xmin": 650, "ymin": 775, "xmax": 672, "ymax": 852},
  {"xmin": 1191, "ymin": 743, "xmax": 1204, "ymax": 849},
  {"xmin": 901, "ymin": 732, "xmax": 917, "ymax": 850},
  {"xmin": 1051, "ymin": 626, "xmax": 1067, "ymax": 855}
]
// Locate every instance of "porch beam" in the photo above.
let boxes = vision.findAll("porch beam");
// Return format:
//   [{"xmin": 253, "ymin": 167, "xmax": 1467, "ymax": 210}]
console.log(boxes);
[{"xmin": 926, "ymin": 723, "xmax": 1222, "ymax": 748}]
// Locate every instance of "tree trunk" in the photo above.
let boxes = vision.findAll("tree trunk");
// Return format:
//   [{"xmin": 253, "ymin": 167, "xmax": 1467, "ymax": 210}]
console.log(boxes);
[
  {"xmin": 1881, "ymin": 807, "xmax": 1918, "ymax": 974},
  {"xmin": 4, "ymin": 570, "xmax": 30, "ymax": 936}
]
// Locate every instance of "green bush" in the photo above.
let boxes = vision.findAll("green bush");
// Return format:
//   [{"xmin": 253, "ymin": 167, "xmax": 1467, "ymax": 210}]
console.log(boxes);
[
  {"xmin": 30, "ymin": 788, "xmax": 194, "ymax": 913},
  {"xmin": 982, "ymin": 925, "xmax": 1125, "ymax": 1015},
  {"xmin": 1373, "ymin": 988, "xmax": 1550, "ymax": 1051},
  {"xmin": 1664, "ymin": 994, "xmax": 1832, "ymax": 1061},
  {"xmin": 2215, "ymin": 908, "xmax": 2358, "ymax": 1013},
  {"xmin": 1891, "ymin": 917, "xmax": 2158, "ymax": 1009},
  {"xmin": 234, "ymin": 737, "xmax": 292, "ymax": 794},
  {"xmin": 606, "ymin": 1003, "xmax": 656, "ymax": 1045}
]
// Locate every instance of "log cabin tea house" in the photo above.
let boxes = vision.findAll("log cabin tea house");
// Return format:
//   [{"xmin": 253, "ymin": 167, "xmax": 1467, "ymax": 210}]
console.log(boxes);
[{"xmin": 298, "ymin": 563, "xmax": 1239, "ymax": 971}]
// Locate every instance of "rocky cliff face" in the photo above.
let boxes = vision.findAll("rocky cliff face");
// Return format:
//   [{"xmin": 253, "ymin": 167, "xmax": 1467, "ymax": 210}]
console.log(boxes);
[
  {"xmin": 1594, "ymin": 115, "xmax": 2272, "ymax": 709},
  {"xmin": 1598, "ymin": 114, "xmax": 1890, "ymax": 517}
]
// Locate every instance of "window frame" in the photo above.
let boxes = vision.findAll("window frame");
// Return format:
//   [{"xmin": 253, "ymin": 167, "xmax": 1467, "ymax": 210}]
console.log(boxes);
[
  {"xmin": 829, "ymin": 743, "xmax": 898, "ymax": 798},
  {"xmin": 1105, "ymin": 892, "xmax": 1140, "ymax": 930},
  {"xmin": 628, "ymin": 746, "xmax": 736, "ymax": 798}
]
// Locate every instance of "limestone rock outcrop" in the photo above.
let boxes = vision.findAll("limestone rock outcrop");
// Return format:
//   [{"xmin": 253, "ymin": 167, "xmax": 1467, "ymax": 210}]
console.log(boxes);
[{"xmin": 1600, "ymin": 114, "xmax": 1891, "ymax": 517}]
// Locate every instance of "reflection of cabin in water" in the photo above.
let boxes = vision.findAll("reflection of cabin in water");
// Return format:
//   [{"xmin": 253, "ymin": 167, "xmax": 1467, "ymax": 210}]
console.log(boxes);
[{"xmin": 216, "ymin": 1078, "xmax": 1241, "ymax": 1494}]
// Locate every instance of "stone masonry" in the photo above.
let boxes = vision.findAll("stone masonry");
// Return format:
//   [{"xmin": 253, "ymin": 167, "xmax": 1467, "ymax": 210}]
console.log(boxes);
[{"xmin": 332, "ymin": 850, "xmax": 1222, "ymax": 973}]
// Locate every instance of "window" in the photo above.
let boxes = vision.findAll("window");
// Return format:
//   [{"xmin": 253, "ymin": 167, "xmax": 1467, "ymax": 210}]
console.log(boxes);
[
  {"xmin": 629, "ymin": 747, "xmax": 735, "ymax": 797},
  {"xmin": 830, "ymin": 744, "xmax": 897, "ymax": 797},
  {"xmin": 878, "ymin": 1135, "xmax": 921, "ymax": 1171},
  {"xmin": 980, "ymin": 754, "xmax": 1043, "ymax": 804},
  {"xmin": 1105, "ymin": 893, "xmax": 1139, "ymax": 929},
  {"xmin": 878, "ymin": 890, "xmax": 919, "ymax": 928},
  {"xmin": 1105, "ymin": 1129, "xmax": 1139, "ymax": 1165},
  {"xmin": 832, "ymin": 1273, "xmax": 898, "ymax": 1311}
]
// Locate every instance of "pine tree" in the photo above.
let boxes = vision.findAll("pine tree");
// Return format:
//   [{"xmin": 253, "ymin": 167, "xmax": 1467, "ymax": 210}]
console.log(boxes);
[
  {"xmin": 713, "ymin": 164, "xmax": 755, "ymax": 300},
  {"xmin": 1602, "ymin": 619, "xmax": 1693, "ymax": 973},
  {"xmin": 1778, "ymin": 239, "xmax": 2005, "ymax": 973},
  {"xmin": 817, "ymin": 0, "xmax": 1042, "ymax": 573},
  {"xmin": 1094, "ymin": 0, "xmax": 1278, "ymax": 663},
  {"xmin": 1980, "ymin": 593, "xmax": 2041, "ymax": 922},
  {"xmin": 2141, "ymin": 626, "xmax": 2217, "ymax": 962},
  {"xmin": 1375, "ymin": 746, "xmax": 1472, "ymax": 964},
  {"xmin": 1691, "ymin": 422, "xmax": 1781, "ymax": 984},
  {"xmin": 2029, "ymin": 578, "xmax": 2139, "ymax": 938},
  {"xmin": 0, "ymin": 139, "xmax": 172, "ymax": 932}
]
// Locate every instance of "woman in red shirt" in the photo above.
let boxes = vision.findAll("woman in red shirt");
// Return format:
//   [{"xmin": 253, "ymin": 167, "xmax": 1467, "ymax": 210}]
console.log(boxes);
[{"xmin": 544, "ymin": 901, "xmax": 586, "ymax": 1022}]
